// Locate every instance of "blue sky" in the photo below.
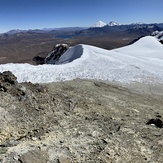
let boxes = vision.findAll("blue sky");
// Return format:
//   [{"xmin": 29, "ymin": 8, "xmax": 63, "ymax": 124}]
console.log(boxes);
[{"xmin": 0, "ymin": 0, "xmax": 162, "ymax": 33}]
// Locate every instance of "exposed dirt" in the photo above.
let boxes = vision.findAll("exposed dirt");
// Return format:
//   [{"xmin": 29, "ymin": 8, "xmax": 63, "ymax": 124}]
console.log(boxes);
[{"xmin": 0, "ymin": 72, "xmax": 163, "ymax": 162}]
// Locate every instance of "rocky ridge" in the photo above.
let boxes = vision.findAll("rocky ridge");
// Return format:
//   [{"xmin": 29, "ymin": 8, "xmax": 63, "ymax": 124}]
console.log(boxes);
[
  {"xmin": 33, "ymin": 44, "xmax": 69, "ymax": 65},
  {"xmin": 152, "ymin": 31, "xmax": 163, "ymax": 44},
  {"xmin": 0, "ymin": 71, "xmax": 163, "ymax": 162}
]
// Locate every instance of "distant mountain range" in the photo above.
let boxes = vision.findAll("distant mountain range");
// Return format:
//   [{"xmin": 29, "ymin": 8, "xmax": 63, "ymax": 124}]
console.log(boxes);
[
  {"xmin": 93, "ymin": 21, "xmax": 120, "ymax": 27},
  {"xmin": 2, "ymin": 21, "xmax": 163, "ymax": 35},
  {"xmin": 74, "ymin": 22, "xmax": 163, "ymax": 38},
  {"xmin": 92, "ymin": 21, "xmax": 163, "ymax": 28},
  {"xmin": 4, "ymin": 27, "xmax": 87, "ymax": 35},
  {"xmin": 1, "ymin": 21, "xmax": 163, "ymax": 47}
]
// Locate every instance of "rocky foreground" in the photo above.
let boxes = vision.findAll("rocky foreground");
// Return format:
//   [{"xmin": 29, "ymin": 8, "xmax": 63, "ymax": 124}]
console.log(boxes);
[{"xmin": 0, "ymin": 71, "xmax": 163, "ymax": 163}]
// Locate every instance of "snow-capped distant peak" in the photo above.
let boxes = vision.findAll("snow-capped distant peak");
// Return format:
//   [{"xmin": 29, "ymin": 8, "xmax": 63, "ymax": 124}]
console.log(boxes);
[
  {"xmin": 108, "ymin": 21, "xmax": 120, "ymax": 26},
  {"xmin": 131, "ymin": 22, "xmax": 144, "ymax": 25},
  {"xmin": 93, "ymin": 21, "xmax": 107, "ymax": 27}
]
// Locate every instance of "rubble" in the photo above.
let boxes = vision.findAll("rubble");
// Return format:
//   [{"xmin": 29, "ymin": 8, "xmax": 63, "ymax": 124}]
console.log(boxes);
[{"xmin": 0, "ymin": 72, "xmax": 163, "ymax": 162}]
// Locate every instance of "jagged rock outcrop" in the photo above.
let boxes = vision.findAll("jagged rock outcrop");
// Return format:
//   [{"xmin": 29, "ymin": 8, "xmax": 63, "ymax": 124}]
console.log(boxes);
[
  {"xmin": 33, "ymin": 44, "xmax": 69, "ymax": 65},
  {"xmin": 0, "ymin": 71, "xmax": 163, "ymax": 162},
  {"xmin": 44, "ymin": 44, "xmax": 69, "ymax": 64}
]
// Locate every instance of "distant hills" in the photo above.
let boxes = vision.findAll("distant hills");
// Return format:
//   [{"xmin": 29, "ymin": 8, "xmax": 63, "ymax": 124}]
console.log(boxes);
[
  {"xmin": 1, "ymin": 21, "xmax": 162, "ymax": 51},
  {"xmin": 1, "ymin": 21, "xmax": 163, "ymax": 45},
  {"xmin": 5, "ymin": 27, "xmax": 87, "ymax": 35},
  {"xmin": 2, "ymin": 21, "xmax": 163, "ymax": 36}
]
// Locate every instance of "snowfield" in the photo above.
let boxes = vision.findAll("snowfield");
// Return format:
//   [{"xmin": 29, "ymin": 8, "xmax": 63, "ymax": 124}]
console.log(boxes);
[{"xmin": 0, "ymin": 36, "xmax": 163, "ymax": 84}]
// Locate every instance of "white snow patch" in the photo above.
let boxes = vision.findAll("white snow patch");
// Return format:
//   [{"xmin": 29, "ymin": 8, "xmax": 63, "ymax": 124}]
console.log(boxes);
[{"xmin": 0, "ymin": 36, "xmax": 163, "ymax": 84}]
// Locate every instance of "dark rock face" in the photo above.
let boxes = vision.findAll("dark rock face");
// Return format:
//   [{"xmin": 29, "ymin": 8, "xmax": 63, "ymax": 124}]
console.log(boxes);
[
  {"xmin": 0, "ymin": 75, "xmax": 163, "ymax": 162},
  {"xmin": 146, "ymin": 118, "xmax": 163, "ymax": 128},
  {"xmin": 33, "ymin": 44, "xmax": 69, "ymax": 65},
  {"xmin": 160, "ymin": 40, "xmax": 163, "ymax": 44},
  {"xmin": 33, "ymin": 56, "xmax": 45, "ymax": 65},
  {"xmin": 45, "ymin": 44, "xmax": 69, "ymax": 64}
]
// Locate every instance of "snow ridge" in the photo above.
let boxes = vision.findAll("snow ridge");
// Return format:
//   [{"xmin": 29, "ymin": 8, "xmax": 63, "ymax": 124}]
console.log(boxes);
[{"xmin": 0, "ymin": 36, "xmax": 163, "ymax": 84}]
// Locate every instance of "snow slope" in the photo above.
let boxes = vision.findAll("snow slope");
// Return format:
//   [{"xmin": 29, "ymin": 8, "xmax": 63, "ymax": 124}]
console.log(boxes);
[{"xmin": 0, "ymin": 36, "xmax": 163, "ymax": 84}]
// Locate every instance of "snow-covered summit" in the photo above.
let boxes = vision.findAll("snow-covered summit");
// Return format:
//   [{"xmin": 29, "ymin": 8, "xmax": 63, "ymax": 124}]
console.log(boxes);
[
  {"xmin": 108, "ymin": 21, "xmax": 120, "ymax": 26},
  {"xmin": 93, "ymin": 21, "xmax": 107, "ymax": 27}
]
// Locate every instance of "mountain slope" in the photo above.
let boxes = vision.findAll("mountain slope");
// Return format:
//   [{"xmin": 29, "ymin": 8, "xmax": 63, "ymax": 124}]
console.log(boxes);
[
  {"xmin": 108, "ymin": 21, "xmax": 120, "ymax": 26},
  {"xmin": 0, "ymin": 72, "xmax": 163, "ymax": 162},
  {"xmin": 0, "ymin": 36, "xmax": 163, "ymax": 84}
]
